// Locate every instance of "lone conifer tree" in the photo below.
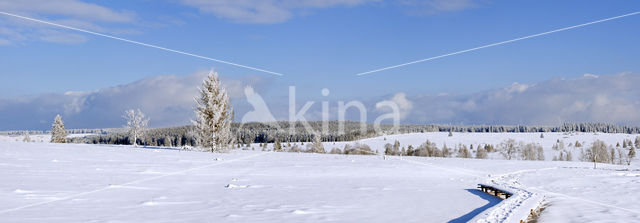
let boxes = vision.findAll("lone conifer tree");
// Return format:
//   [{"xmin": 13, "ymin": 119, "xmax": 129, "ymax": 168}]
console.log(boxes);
[
  {"xmin": 274, "ymin": 139, "xmax": 282, "ymax": 152},
  {"xmin": 193, "ymin": 71, "xmax": 233, "ymax": 152},
  {"xmin": 50, "ymin": 114, "xmax": 67, "ymax": 143},
  {"xmin": 312, "ymin": 134, "xmax": 325, "ymax": 153}
]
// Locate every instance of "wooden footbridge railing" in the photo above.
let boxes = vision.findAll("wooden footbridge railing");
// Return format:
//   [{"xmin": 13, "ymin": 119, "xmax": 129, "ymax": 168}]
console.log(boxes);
[{"xmin": 477, "ymin": 184, "xmax": 512, "ymax": 199}]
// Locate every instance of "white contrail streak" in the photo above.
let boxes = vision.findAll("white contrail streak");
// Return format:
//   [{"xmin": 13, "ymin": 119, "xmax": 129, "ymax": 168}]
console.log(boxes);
[
  {"xmin": 356, "ymin": 11, "xmax": 640, "ymax": 76},
  {"xmin": 0, "ymin": 11, "xmax": 284, "ymax": 76}
]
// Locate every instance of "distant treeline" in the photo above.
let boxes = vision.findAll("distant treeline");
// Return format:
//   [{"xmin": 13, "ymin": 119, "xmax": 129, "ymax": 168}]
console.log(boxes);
[
  {"xmin": 68, "ymin": 122, "xmax": 640, "ymax": 147},
  {"xmin": 0, "ymin": 128, "xmax": 114, "ymax": 136}
]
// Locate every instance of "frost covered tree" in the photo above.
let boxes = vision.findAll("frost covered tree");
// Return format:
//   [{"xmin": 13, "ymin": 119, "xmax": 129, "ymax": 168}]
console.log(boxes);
[
  {"xmin": 123, "ymin": 109, "xmax": 149, "ymax": 147},
  {"xmin": 23, "ymin": 131, "xmax": 31, "ymax": 143},
  {"xmin": 274, "ymin": 139, "xmax": 282, "ymax": 152},
  {"xmin": 457, "ymin": 145, "xmax": 471, "ymax": 158},
  {"xmin": 499, "ymin": 139, "xmax": 518, "ymax": 160},
  {"xmin": 521, "ymin": 143, "xmax": 544, "ymax": 161},
  {"xmin": 193, "ymin": 71, "xmax": 233, "ymax": 152},
  {"xmin": 311, "ymin": 135, "xmax": 325, "ymax": 153},
  {"xmin": 475, "ymin": 147, "xmax": 488, "ymax": 159},
  {"xmin": 50, "ymin": 114, "xmax": 67, "ymax": 143},
  {"xmin": 585, "ymin": 140, "xmax": 611, "ymax": 168},
  {"xmin": 384, "ymin": 143, "xmax": 393, "ymax": 155},
  {"xmin": 628, "ymin": 146, "xmax": 636, "ymax": 165},
  {"xmin": 164, "ymin": 136, "xmax": 173, "ymax": 147}
]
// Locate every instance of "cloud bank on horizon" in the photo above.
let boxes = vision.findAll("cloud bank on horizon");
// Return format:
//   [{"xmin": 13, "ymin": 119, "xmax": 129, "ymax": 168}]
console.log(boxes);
[
  {"xmin": 1, "ymin": 72, "xmax": 639, "ymax": 130},
  {"xmin": 0, "ymin": 71, "xmax": 270, "ymax": 130}
]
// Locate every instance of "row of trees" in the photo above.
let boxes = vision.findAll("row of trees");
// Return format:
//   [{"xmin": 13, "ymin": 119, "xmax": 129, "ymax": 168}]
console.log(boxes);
[
  {"xmin": 581, "ymin": 139, "xmax": 637, "ymax": 168},
  {"xmin": 71, "ymin": 121, "xmax": 640, "ymax": 149}
]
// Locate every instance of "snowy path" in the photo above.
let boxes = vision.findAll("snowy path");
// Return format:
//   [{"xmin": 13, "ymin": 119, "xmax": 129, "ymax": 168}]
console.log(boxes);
[
  {"xmin": 416, "ymin": 158, "xmax": 640, "ymax": 222},
  {"xmin": 0, "ymin": 142, "xmax": 496, "ymax": 223}
]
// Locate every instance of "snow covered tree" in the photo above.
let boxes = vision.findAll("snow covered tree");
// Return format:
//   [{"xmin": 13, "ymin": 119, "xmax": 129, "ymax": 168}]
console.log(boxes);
[
  {"xmin": 50, "ymin": 114, "xmax": 67, "ymax": 143},
  {"xmin": 521, "ymin": 143, "xmax": 544, "ymax": 161},
  {"xmin": 164, "ymin": 136, "xmax": 173, "ymax": 147},
  {"xmin": 629, "ymin": 146, "xmax": 636, "ymax": 165},
  {"xmin": 475, "ymin": 147, "xmax": 488, "ymax": 159},
  {"xmin": 311, "ymin": 134, "xmax": 325, "ymax": 153},
  {"xmin": 585, "ymin": 140, "xmax": 611, "ymax": 168},
  {"xmin": 457, "ymin": 145, "xmax": 471, "ymax": 158},
  {"xmin": 193, "ymin": 71, "xmax": 233, "ymax": 152},
  {"xmin": 274, "ymin": 139, "xmax": 282, "ymax": 152},
  {"xmin": 23, "ymin": 131, "xmax": 31, "ymax": 143},
  {"xmin": 123, "ymin": 109, "xmax": 149, "ymax": 147},
  {"xmin": 442, "ymin": 144, "xmax": 451, "ymax": 157},
  {"xmin": 384, "ymin": 143, "xmax": 393, "ymax": 155},
  {"xmin": 499, "ymin": 139, "xmax": 518, "ymax": 160}
]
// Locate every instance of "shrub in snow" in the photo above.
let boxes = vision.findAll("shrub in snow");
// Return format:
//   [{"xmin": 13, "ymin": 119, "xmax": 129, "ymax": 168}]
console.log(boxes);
[
  {"xmin": 50, "ymin": 114, "xmax": 67, "ymax": 143},
  {"xmin": 552, "ymin": 141, "xmax": 565, "ymax": 151},
  {"xmin": 23, "ymin": 132, "xmax": 31, "ymax": 143},
  {"xmin": 583, "ymin": 140, "xmax": 612, "ymax": 168},
  {"xmin": 521, "ymin": 143, "xmax": 544, "ymax": 161},
  {"xmin": 475, "ymin": 147, "xmax": 488, "ymax": 159},
  {"xmin": 407, "ymin": 140, "xmax": 441, "ymax": 157},
  {"xmin": 555, "ymin": 150, "xmax": 573, "ymax": 161},
  {"xmin": 629, "ymin": 146, "xmax": 636, "ymax": 165},
  {"xmin": 287, "ymin": 145, "xmax": 303, "ymax": 153},
  {"xmin": 456, "ymin": 145, "xmax": 471, "ymax": 158},
  {"xmin": 329, "ymin": 148, "xmax": 342, "ymax": 154},
  {"xmin": 311, "ymin": 135, "xmax": 325, "ymax": 153},
  {"xmin": 442, "ymin": 144, "xmax": 452, "ymax": 157},
  {"xmin": 499, "ymin": 139, "xmax": 518, "ymax": 160},
  {"xmin": 484, "ymin": 144, "xmax": 495, "ymax": 153},
  {"xmin": 344, "ymin": 143, "xmax": 374, "ymax": 155},
  {"xmin": 384, "ymin": 143, "xmax": 393, "ymax": 155},
  {"xmin": 274, "ymin": 139, "xmax": 283, "ymax": 152}
]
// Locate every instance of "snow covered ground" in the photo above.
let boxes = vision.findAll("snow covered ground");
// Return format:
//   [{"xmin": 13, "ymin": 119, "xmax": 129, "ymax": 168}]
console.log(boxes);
[
  {"xmin": 0, "ymin": 134, "xmax": 95, "ymax": 143},
  {"xmin": 1, "ymin": 133, "xmax": 640, "ymax": 222}
]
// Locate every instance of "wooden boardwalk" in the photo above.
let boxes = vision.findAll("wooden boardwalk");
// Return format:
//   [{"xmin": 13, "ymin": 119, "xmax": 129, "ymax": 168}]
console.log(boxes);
[{"xmin": 477, "ymin": 184, "xmax": 512, "ymax": 199}]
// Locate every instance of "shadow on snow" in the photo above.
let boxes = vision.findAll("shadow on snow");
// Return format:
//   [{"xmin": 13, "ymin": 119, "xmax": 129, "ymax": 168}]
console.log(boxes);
[{"xmin": 447, "ymin": 189, "xmax": 502, "ymax": 223}]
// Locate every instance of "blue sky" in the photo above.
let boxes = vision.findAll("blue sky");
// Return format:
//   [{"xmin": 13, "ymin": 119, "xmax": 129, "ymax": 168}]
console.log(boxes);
[{"xmin": 1, "ymin": 0, "xmax": 640, "ymax": 130}]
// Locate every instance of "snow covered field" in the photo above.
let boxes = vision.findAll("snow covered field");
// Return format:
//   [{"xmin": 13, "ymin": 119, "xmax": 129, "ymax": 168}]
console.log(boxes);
[
  {"xmin": 0, "ymin": 134, "xmax": 95, "ymax": 143},
  {"xmin": 1, "ymin": 133, "xmax": 640, "ymax": 222}
]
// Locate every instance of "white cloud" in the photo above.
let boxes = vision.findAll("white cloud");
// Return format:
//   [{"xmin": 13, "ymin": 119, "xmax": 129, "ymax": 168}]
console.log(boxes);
[
  {"xmin": 405, "ymin": 72, "xmax": 640, "ymax": 125},
  {"xmin": 0, "ymin": 37, "xmax": 10, "ymax": 45},
  {"xmin": 0, "ymin": 0, "xmax": 137, "ymax": 45},
  {"xmin": 0, "ymin": 0, "xmax": 135, "ymax": 22},
  {"xmin": 179, "ymin": 0, "xmax": 378, "ymax": 24},
  {"xmin": 399, "ymin": 0, "xmax": 479, "ymax": 15},
  {"xmin": 376, "ymin": 92, "xmax": 413, "ymax": 119}
]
